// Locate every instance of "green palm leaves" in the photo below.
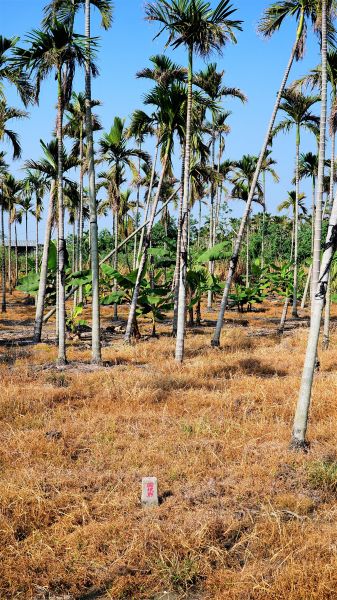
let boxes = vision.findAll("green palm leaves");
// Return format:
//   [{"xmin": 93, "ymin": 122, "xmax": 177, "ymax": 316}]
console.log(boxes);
[{"xmin": 145, "ymin": 0, "xmax": 242, "ymax": 54}]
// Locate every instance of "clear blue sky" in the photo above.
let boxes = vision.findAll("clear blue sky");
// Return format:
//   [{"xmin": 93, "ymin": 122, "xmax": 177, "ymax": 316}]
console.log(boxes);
[{"xmin": 1, "ymin": 0, "xmax": 325, "ymax": 240}]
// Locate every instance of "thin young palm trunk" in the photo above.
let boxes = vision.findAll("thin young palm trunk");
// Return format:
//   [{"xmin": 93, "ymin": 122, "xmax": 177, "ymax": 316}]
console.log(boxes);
[
  {"xmin": 133, "ymin": 152, "xmax": 141, "ymax": 270},
  {"xmin": 212, "ymin": 27, "xmax": 303, "ymax": 347},
  {"xmin": 43, "ymin": 189, "xmax": 178, "ymax": 323},
  {"xmin": 137, "ymin": 142, "xmax": 159, "ymax": 266},
  {"xmin": 279, "ymin": 296, "xmax": 290, "ymax": 333},
  {"xmin": 292, "ymin": 125, "xmax": 300, "ymax": 317},
  {"xmin": 207, "ymin": 130, "xmax": 216, "ymax": 309},
  {"xmin": 8, "ymin": 214, "xmax": 12, "ymax": 294},
  {"xmin": 78, "ymin": 124, "xmax": 84, "ymax": 303},
  {"xmin": 72, "ymin": 221, "xmax": 76, "ymax": 271},
  {"xmin": 15, "ymin": 222, "xmax": 18, "ymax": 285},
  {"xmin": 1, "ymin": 202, "xmax": 6, "ymax": 313},
  {"xmin": 113, "ymin": 207, "xmax": 118, "ymax": 320},
  {"xmin": 33, "ymin": 183, "xmax": 55, "ymax": 343},
  {"xmin": 175, "ymin": 47, "xmax": 193, "ymax": 363},
  {"xmin": 124, "ymin": 143, "xmax": 171, "ymax": 343},
  {"xmin": 246, "ymin": 212, "xmax": 250, "ymax": 288},
  {"xmin": 35, "ymin": 198, "xmax": 39, "ymax": 274},
  {"xmin": 57, "ymin": 68, "xmax": 66, "ymax": 364},
  {"xmin": 261, "ymin": 172, "xmax": 266, "ymax": 269},
  {"xmin": 85, "ymin": 0, "xmax": 101, "ymax": 363},
  {"xmin": 25, "ymin": 211, "xmax": 28, "ymax": 277},
  {"xmin": 172, "ymin": 182, "xmax": 183, "ymax": 336},
  {"xmin": 311, "ymin": 0, "xmax": 327, "ymax": 315},
  {"xmin": 301, "ymin": 263, "xmax": 312, "ymax": 309},
  {"xmin": 303, "ymin": 177, "xmax": 316, "ymax": 307}
]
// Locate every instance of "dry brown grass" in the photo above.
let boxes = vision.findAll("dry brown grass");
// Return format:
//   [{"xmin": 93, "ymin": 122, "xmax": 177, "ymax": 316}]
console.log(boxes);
[{"xmin": 1, "ymin": 295, "xmax": 337, "ymax": 599}]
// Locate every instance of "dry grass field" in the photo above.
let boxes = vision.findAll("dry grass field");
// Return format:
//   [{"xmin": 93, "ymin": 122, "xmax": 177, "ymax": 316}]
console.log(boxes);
[{"xmin": 1, "ymin": 294, "xmax": 337, "ymax": 599}]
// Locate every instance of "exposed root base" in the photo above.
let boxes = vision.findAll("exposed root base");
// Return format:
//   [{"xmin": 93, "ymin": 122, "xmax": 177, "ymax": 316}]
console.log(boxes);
[
  {"xmin": 211, "ymin": 339, "xmax": 220, "ymax": 348},
  {"xmin": 289, "ymin": 438, "xmax": 310, "ymax": 452}
]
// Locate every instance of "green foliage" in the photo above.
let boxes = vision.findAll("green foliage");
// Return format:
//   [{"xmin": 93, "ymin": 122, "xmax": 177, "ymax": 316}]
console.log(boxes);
[
  {"xmin": 196, "ymin": 240, "xmax": 232, "ymax": 263},
  {"xmin": 307, "ymin": 460, "xmax": 337, "ymax": 493},
  {"xmin": 65, "ymin": 303, "xmax": 88, "ymax": 334}
]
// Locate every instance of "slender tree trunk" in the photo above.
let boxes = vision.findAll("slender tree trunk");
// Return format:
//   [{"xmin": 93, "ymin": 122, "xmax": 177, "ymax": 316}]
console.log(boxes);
[
  {"xmin": 133, "ymin": 150, "xmax": 141, "ymax": 270},
  {"xmin": 301, "ymin": 263, "xmax": 312, "ymax": 309},
  {"xmin": 172, "ymin": 148, "xmax": 185, "ymax": 336},
  {"xmin": 175, "ymin": 46, "xmax": 193, "ymax": 364},
  {"xmin": 78, "ymin": 124, "xmax": 84, "ymax": 303},
  {"xmin": 72, "ymin": 221, "xmax": 76, "ymax": 271},
  {"xmin": 1, "ymin": 202, "xmax": 6, "ymax": 313},
  {"xmin": 8, "ymin": 213, "xmax": 12, "ymax": 294},
  {"xmin": 246, "ymin": 211, "xmax": 250, "ymax": 288},
  {"xmin": 261, "ymin": 172, "xmax": 266, "ymax": 269},
  {"xmin": 137, "ymin": 142, "xmax": 159, "ymax": 266},
  {"xmin": 57, "ymin": 68, "xmax": 66, "ymax": 364},
  {"xmin": 15, "ymin": 221, "xmax": 18, "ymax": 285},
  {"xmin": 279, "ymin": 296, "xmax": 290, "ymax": 333},
  {"xmin": 322, "ymin": 273, "xmax": 331, "ymax": 350},
  {"xmin": 311, "ymin": 0, "xmax": 327, "ymax": 315},
  {"xmin": 212, "ymin": 24, "xmax": 303, "ymax": 347},
  {"xmin": 85, "ymin": 0, "xmax": 101, "ymax": 363},
  {"xmin": 35, "ymin": 199, "xmax": 39, "ymax": 274},
  {"xmin": 292, "ymin": 124, "xmax": 300, "ymax": 317},
  {"xmin": 207, "ymin": 129, "xmax": 216, "ymax": 309},
  {"xmin": 291, "ymin": 170, "xmax": 337, "ymax": 448},
  {"xmin": 33, "ymin": 183, "xmax": 55, "ymax": 343},
  {"xmin": 124, "ymin": 142, "xmax": 171, "ymax": 343},
  {"xmin": 113, "ymin": 207, "xmax": 118, "ymax": 320},
  {"xmin": 25, "ymin": 211, "xmax": 28, "ymax": 277},
  {"xmin": 43, "ymin": 189, "xmax": 179, "ymax": 324}
]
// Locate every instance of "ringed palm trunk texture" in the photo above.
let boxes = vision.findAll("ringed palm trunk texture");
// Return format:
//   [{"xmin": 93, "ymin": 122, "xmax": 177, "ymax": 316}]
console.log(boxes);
[
  {"xmin": 57, "ymin": 69, "xmax": 66, "ymax": 365},
  {"xmin": 175, "ymin": 47, "xmax": 193, "ymax": 364},
  {"xmin": 25, "ymin": 211, "xmax": 28, "ymax": 277},
  {"xmin": 172, "ymin": 153, "xmax": 185, "ymax": 336},
  {"xmin": 33, "ymin": 183, "xmax": 55, "ymax": 343},
  {"xmin": 212, "ymin": 26, "xmax": 303, "ymax": 347},
  {"xmin": 292, "ymin": 125, "xmax": 300, "ymax": 317},
  {"xmin": 124, "ymin": 144, "xmax": 171, "ymax": 344},
  {"xmin": 113, "ymin": 208, "xmax": 118, "ymax": 320},
  {"xmin": 85, "ymin": 0, "xmax": 101, "ymax": 363},
  {"xmin": 15, "ymin": 222, "xmax": 18, "ymax": 285},
  {"xmin": 311, "ymin": 0, "xmax": 327, "ymax": 315},
  {"xmin": 292, "ymin": 185, "xmax": 337, "ymax": 448},
  {"xmin": 78, "ymin": 124, "xmax": 84, "ymax": 303},
  {"xmin": 1, "ymin": 202, "xmax": 6, "ymax": 313},
  {"xmin": 35, "ymin": 199, "xmax": 39, "ymax": 274}
]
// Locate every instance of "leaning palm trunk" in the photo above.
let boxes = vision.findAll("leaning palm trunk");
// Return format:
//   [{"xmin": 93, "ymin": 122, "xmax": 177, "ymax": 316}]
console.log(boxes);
[
  {"xmin": 292, "ymin": 125, "xmax": 300, "ymax": 317},
  {"xmin": 278, "ymin": 296, "xmax": 290, "ymax": 333},
  {"xmin": 33, "ymin": 183, "xmax": 55, "ymax": 343},
  {"xmin": 175, "ymin": 47, "xmax": 193, "ymax": 364},
  {"xmin": 311, "ymin": 0, "xmax": 327, "ymax": 315},
  {"xmin": 1, "ymin": 202, "xmax": 6, "ymax": 313},
  {"xmin": 124, "ymin": 143, "xmax": 171, "ymax": 343},
  {"xmin": 291, "ymin": 184, "xmax": 337, "ymax": 448},
  {"xmin": 85, "ymin": 0, "xmax": 101, "ymax": 363},
  {"xmin": 212, "ymin": 22, "xmax": 304, "ymax": 347},
  {"xmin": 57, "ymin": 69, "xmax": 66, "ymax": 365},
  {"xmin": 137, "ymin": 142, "xmax": 159, "ymax": 266},
  {"xmin": 301, "ymin": 263, "xmax": 312, "ymax": 309}
]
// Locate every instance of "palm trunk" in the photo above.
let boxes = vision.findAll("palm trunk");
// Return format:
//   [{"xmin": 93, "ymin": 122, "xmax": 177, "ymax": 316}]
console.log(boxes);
[
  {"xmin": 78, "ymin": 123, "xmax": 84, "ymax": 303},
  {"xmin": 322, "ymin": 273, "xmax": 331, "ymax": 350},
  {"xmin": 85, "ymin": 0, "xmax": 101, "ymax": 363},
  {"xmin": 35, "ymin": 199, "xmax": 39, "ymax": 274},
  {"xmin": 301, "ymin": 263, "xmax": 312, "ymax": 309},
  {"xmin": 175, "ymin": 46, "xmax": 193, "ymax": 364},
  {"xmin": 311, "ymin": 0, "xmax": 327, "ymax": 314},
  {"xmin": 133, "ymin": 150, "xmax": 141, "ymax": 270},
  {"xmin": 1, "ymin": 201, "xmax": 6, "ymax": 313},
  {"xmin": 14, "ymin": 221, "xmax": 18, "ymax": 285},
  {"xmin": 33, "ymin": 183, "xmax": 55, "ymax": 343},
  {"xmin": 279, "ymin": 296, "xmax": 290, "ymax": 333},
  {"xmin": 207, "ymin": 129, "xmax": 216, "ymax": 309},
  {"xmin": 261, "ymin": 172, "xmax": 266, "ymax": 269},
  {"xmin": 8, "ymin": 213, "xmax": 12, "ymax": 294},
  {"xmin": 292, "ymin": 161, "xmax": 337, "ymax": 448},
  {"xmin": 292, "ymin": 124, "xmax": 300, "ymax": 317},
  {"xmin": 113, "ymin": 207, "xmax": 118, "ymax": 320},
  {"xmin": 25, "ymin": 211, "xmax": 28, "ymax": 277},
  {"xmin": 246, "ymin": 211, "xmax": 250, "ymax": 288},
  {"xmin": 57, "ymin": 68, "xmax": 66, "ymax": 364},
  {"xmin": 137, "ymin": 142, "xmax": 159, "ymax": 266},
  {"xmin": 124, "ymin": 141, "xmax": 171, "ymax": 343},
  {"xmin": 172, "ymin": 148, "xmax": 185, "ymax": 336},
  {"xmin": 212, "ymin": 20, "xmax": 304, "ymax": 347}
]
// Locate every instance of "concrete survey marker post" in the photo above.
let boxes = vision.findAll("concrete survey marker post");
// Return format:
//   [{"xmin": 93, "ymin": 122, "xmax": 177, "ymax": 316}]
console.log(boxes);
[{"xmin": 141, "ymin": 477, "xmax": 158, "ymax": 507}]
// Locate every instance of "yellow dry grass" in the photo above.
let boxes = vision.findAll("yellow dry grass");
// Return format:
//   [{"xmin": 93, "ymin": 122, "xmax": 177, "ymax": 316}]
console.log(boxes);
[{"xmin": 1, "ymin": 295, "xmax": 337, "ymax": 599}]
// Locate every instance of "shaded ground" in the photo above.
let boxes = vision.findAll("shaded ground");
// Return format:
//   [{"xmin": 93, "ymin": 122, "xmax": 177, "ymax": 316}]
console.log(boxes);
[{"xmin": 1, "ymin": 293, "xmax": 337, "ymax": 599}]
